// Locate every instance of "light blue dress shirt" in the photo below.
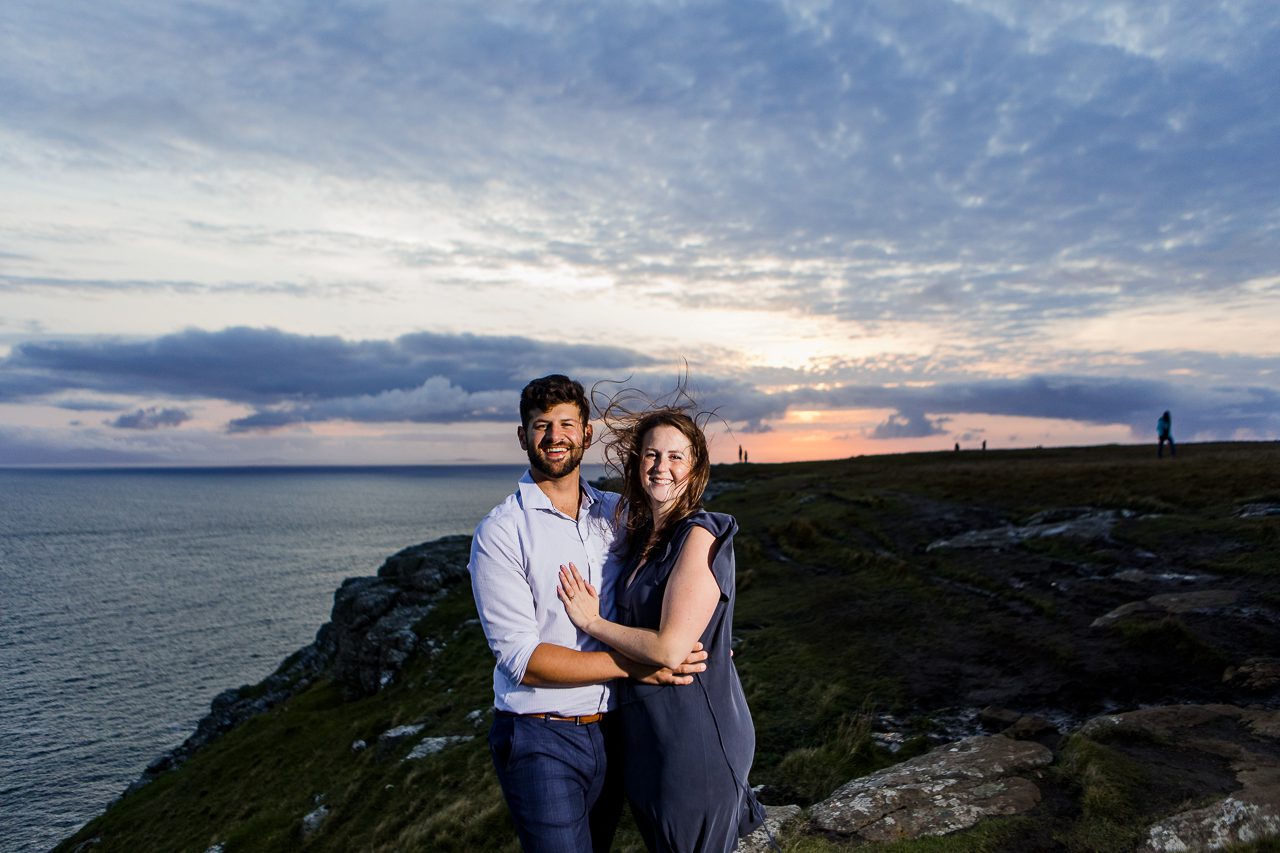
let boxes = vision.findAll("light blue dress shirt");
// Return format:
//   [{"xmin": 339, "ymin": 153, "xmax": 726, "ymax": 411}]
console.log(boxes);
[{"xmin": 469, "ymin": 471, "xmax": 625, "ymax": 715}]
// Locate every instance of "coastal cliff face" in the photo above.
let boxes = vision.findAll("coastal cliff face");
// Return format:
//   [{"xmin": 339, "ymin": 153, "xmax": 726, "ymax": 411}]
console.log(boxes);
[
  {"xmin": 128, "ymin": 536, "xmax": 474, "ymax": 792},
  {"xmin": 60, "ymin": 444, "xmax": 1280, "ymax": 852}
]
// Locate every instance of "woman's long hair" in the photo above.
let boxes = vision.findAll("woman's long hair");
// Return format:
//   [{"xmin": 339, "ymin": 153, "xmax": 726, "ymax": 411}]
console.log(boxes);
[{"xmin": 594, "ymin": 382, "xmax": 713, "ymax": 566}]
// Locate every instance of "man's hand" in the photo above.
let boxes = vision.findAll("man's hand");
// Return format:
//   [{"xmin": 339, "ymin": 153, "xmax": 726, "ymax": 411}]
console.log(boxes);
[{"xmin": 622, "ymin": 642, "xmax": 708, "ymax": 685}]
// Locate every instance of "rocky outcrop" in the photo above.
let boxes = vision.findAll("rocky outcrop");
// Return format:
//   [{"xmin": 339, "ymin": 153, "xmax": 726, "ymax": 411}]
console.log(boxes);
[
  {"xmin": 1091, "ymin": 589, "xmax": 1242, "ymax": 628},
  {"xmin": 1236, "ymin": 502, "xmax": 1280, "ymax": 518},
  {"xmin": 129, "ymin": 535, "xmax": 473, "ymax": 791},
  {"xmin": 1143, "ymin": 798, "xmax": 1280, "ymax": 852},
  {"xmin": 736, "ymin": 804, "xmax": 802, "ymax": 853},
  {"xmin": 927, "ymin": 507, "xmax": 1141, "ymax": 551},
  {"xmin": 130, "ymin": 637, "xmax": 334, "ymax": 791},
  {"xmin": 328, "ymin": 535, "xmax": 472, "ymax": 695},
  {"xmin": 809, "ymin": 735, "xmax": 1053, "ymax": 841},
  {"xmin": 405, "ymin": 735, "xmax": 473, "ymax": 761},
  {"xmin": 1080, "ymin": 705, "xmax": 1280, "ymax": 852},
  {"xmin": 1224, "ymin": 657, "xmax": 1280, "ymax": 691}
]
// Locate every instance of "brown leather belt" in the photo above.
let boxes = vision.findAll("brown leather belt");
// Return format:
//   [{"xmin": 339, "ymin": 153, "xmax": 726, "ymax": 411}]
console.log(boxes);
[{"xmin": 497, "ymin": 710, "xmax": 604, "ymax": 725}]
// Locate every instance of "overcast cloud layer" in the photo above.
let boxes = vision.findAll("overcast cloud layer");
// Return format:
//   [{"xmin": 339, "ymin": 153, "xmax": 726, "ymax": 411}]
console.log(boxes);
[{"xmin": 1, "ymin": 1, "xmax": 1277, "ymax": 463}]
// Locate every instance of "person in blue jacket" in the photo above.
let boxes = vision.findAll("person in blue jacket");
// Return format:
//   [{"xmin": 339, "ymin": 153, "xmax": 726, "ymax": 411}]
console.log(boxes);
[
  {"xmin": 558, "ymin": 398, "xmax": 764, "ymax": 852},
  {"xmin": 1157, "ymin": 410, "xmax": 1176, "ymax": 458}
]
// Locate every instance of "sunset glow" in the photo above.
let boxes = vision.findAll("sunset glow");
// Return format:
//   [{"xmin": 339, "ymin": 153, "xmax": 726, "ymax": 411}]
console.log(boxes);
[{"xmin": 2, "ymin": 2, "xmax": 1277, "ymax": 465}]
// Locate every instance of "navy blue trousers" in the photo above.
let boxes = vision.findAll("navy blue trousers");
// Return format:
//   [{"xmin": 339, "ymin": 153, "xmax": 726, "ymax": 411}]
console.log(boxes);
[{"xmin": 489, "ymin": 713, "xmax": 622, "ymax": 853}]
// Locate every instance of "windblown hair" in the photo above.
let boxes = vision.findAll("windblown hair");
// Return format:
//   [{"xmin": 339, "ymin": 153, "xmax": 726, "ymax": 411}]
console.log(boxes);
[
  {"xmin": 595, "ymin": 381, "xmax": 713, "ymax": 566},
  {"xmin": 519, "ymin": 374, "xmax": 589, "ymax": 427}
]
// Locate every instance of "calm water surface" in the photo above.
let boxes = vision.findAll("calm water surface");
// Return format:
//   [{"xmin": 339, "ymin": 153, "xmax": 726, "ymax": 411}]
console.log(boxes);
[{"xmin": 0, "ymin": 466, "xmax": 550, "ymax": 852}]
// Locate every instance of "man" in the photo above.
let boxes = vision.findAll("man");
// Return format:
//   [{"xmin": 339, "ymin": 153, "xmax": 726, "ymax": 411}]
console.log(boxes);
[{"xmin": 469, "ymin": 374, "xmax": 706, "ymax": 852}]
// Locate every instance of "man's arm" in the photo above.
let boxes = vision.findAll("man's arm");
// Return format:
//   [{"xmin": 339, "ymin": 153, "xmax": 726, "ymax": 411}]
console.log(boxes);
[
  {"xmin": 470, "ymin": 514, "xmax": 707, "ymax": 688},
  {"xmin": 522, "ymin": 642, "xmax": 707, "ymax": 687}
]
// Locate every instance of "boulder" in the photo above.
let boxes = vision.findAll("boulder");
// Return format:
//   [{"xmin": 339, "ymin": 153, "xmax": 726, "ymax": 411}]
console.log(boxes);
[
  {"xmin": 1223, "ymin": 657, "xmax": 1280, "ymax": 691},
  {"xmin": 978, "ymin": 706, "xmax": 1022, "ymax": 730},
  {"xmin": 927, "ymin": 507, "xmax": 1139, "ymax": 551},
  {"xmin": 404, "ymin": 735, "xmax": 474, "ymax": 761},
  {"xmin": 1141, "ymin": 797, "xmax": 1280, "ymax": 852},
  {"xmin": 300, "ymin": 804, "xmax": 329, "ymax": 838},
  {"xmin": 376, "ymin": 723, "xmax": 426, "ymax": 760},
  {"xmin": 809, "ymin": 735, "xmax": 1052, "ymax": 841},
  {"xmin": 1081, "ymin": 705, "xmax": 1280, "ymax": 851},
  {"xmin": 736, "ymin": 804, "xmax": 801, "ymax": 853},
  {"xmin": 1003, "ymin": 714, "xmax": 1058, "ymax": 740},
  {"xmin": 1236, "ymin": 502, "xmax": 1280, "ymax": 519},
  {"xmin": 1091, "ymin": 589, "xmax": 1241, "ymax": 628}
]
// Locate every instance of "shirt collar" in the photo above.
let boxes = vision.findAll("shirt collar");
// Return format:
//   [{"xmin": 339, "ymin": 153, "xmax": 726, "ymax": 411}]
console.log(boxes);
[{"xmin": 517, "ymin": 469, "xmax": 597, "ymax": 514}]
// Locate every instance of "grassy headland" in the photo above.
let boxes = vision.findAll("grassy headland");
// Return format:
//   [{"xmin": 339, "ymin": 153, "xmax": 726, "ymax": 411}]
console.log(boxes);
[{"xmin": 57, "ymin": 442, "xmax": 1280, "ymax": 851}]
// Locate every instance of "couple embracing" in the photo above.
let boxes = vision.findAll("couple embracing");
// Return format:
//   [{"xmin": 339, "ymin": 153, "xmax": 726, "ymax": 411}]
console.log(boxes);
[{"xmin": 468, "ymin": 374, "xmax": 764, "ymax": 852}]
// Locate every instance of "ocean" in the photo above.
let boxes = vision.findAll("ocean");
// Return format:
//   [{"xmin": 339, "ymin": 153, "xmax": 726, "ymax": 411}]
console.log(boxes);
[{"xmin": 0, "ymin": 465, "xmax": 555, "ymax": 853}]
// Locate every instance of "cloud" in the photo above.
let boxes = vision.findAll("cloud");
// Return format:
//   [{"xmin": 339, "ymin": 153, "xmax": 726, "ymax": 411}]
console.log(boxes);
[
  {"xmin": 868, "ymin": 411, "xmax": 948, "ymax": 439},
  {"xmin": 227, "ymin": 377, "xmax": 509, "ymax": 432},
  {"xmin": 780, "ymin": 375, "xmax": 1280, "ymax": 441},
  {"xmin": 2, "ymin": 2, "xmax": 1278, "ymax": 460},
  {"xmin": 0, "ymin": 273, "xmax": 321, "ymax": 296},
  {"xmin": 0, "ymin": 427, "xmax": 165, "ymax": 465},
  {"xmin": 4, "ymin": 0, "xmax": 1276, "ymax": 346},
  {"xmin": 52, "ymin": 397, "xmax": 132, "ymax": 412},
  {"xmin": 107, "ymin": 407, "xmax": 192, "ymax": 430},
  {"xmin": 4, "ymin": 326, "xmax": 1277, "ymax": 442},
  {"xmin": 0, "ymin": 326, "xmax": 657, "ymax": 410}
]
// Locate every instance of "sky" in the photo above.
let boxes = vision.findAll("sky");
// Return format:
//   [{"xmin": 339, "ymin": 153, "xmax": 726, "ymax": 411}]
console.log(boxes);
[{"xmin": 1, "ymin": 0, "xmax": 1278, "ymax": 466}]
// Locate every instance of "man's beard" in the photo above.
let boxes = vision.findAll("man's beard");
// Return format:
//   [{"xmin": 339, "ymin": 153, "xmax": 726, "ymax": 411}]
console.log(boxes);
[{"xmin": 527, "ymin": 440, "xmax": 586, "ymax": 479}]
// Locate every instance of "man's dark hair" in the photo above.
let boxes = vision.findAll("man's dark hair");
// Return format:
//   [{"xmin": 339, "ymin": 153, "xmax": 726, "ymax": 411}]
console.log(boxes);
[{"xmin": 519, "ymin": 375, "xmax": 589, "ymax": 426}]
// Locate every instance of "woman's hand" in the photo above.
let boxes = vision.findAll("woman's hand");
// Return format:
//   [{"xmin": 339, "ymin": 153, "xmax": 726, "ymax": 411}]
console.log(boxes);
[{"xmin": 557, "ymin": 562, "xmax": 601, "ymax": 634}]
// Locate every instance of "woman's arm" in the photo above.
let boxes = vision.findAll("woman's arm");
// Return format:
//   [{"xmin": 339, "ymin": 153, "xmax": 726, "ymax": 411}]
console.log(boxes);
[
  {"xmin": 558, "ymin": 524, "xmax": 722, "ymax": 670},
  {"xmin": 521, "ymin": 643, "xmax": 708, "ymax": 686}
]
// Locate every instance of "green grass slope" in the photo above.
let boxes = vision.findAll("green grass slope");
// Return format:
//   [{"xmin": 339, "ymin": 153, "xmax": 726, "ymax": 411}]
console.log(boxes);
[{"xmin": 58, "ymin": 442, "xmax": 1280, "ymax": 852}]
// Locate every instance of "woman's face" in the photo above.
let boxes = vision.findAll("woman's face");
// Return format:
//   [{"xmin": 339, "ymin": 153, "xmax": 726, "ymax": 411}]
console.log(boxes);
[{"xmin": 638, "ymin": 423, "xmax": 694, "ymax": 515}]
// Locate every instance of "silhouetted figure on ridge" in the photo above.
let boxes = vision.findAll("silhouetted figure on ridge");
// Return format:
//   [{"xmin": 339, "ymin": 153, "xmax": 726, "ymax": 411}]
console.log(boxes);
[{"xmin": 1157, "ymin": 410, "xmax": 1176, "ymax": 458}]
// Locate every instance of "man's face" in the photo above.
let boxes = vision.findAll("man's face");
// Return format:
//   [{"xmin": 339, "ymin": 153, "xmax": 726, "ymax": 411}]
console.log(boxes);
[{"xmin": 518, "ymin": 402, "xmax": 592, "ymax": 480}]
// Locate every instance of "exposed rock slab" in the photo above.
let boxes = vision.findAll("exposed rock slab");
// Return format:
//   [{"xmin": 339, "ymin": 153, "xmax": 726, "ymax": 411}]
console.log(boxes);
[
  {"xmin": 404, "ymin": 735, "xmax": 474, "ymax": 761},
  {"xmin": 927, "ymin": 507, "xmax": 1139, "ymax": 551},
  {"xmin": 1237, "ymin": 502, "xmax": 1280, "ymax": 519},
  {"xmin": 736, "ymin": 804, "xmax": 801, "ymax": 852},
  {"xmin": 299, "ymin": 804, "xmax": 329, "ymax": 838},
  {"xmin": 809, "ymin": 735, "xmax": 1052, "ymax": 841},
  {"xmin": 1081, "ymin": 705, "xmax": 1280, "ymax": 852},
  {"xmin": 1142, "ymin": 797, "xmax": 1280, "ymax": 852},
  {"xmin": 1091, "ymin": 589, "xmax": 1241, "ymax": 628},
  {"xmin": 1223, "ymin": 657, "xmax": 1280, "ymax": 691}
]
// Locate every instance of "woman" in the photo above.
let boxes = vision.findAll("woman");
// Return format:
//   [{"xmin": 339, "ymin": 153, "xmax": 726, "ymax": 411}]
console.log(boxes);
[{"xmin": 557, "ymin": 404, "xmax": 764, "ymax": 852}]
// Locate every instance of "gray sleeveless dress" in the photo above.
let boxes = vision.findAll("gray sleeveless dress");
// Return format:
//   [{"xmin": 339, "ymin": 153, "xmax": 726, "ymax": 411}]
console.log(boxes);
[{"xmin": 616, "ymin": 511, "xmax": 764, "ymax": 852}]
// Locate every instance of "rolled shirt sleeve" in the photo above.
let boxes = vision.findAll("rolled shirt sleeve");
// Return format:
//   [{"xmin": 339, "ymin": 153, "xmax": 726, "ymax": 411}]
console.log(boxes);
[{"xmin": 469, "ymin": 512, "xmax": 540, "ymax": 686}]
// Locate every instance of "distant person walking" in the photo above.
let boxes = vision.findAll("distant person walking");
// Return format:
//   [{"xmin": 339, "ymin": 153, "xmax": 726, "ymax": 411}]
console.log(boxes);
[{"xmin": 1157, "ymin": 410, "xmax": 1176, "ymax": 458}]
